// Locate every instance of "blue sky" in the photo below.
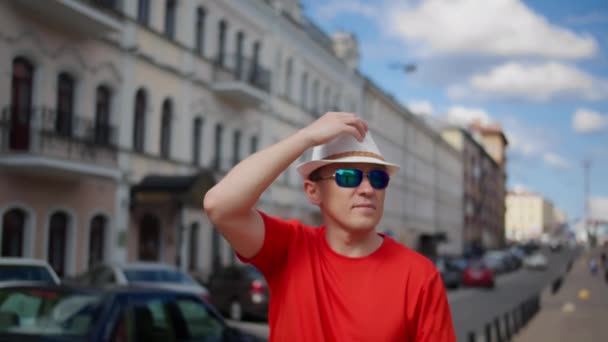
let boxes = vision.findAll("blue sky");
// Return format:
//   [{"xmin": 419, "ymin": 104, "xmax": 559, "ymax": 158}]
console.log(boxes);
[{"xmin": 301, "ymin": 0, "xmax": 608, "ymax": 224}]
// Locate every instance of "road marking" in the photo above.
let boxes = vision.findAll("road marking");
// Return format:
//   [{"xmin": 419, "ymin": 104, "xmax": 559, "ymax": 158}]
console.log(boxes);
[
  {"xmin": 562, "ymin": 302, "xmax": 576, "ymax": 313},
  {"xmin": 578, "ymin": 289, "xmax": 590, "ymax": 300}
]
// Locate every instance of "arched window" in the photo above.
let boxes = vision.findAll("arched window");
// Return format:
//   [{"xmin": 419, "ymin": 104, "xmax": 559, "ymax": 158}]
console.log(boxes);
[
  {"xmin": 164, "ymin": 0, "xmax": 177, "ymax": 39},
  {"xmin": 285, "ymin": 58, "xmax": 293, "ymax": 99},
  {"xmin": 217, "ymin": 20, "xmax": 227, "ymax": 66},
  {"xmin": 133, "ymin": 88, "xmax": 147, "ymax": 152},
  {"xmin": 235, "ymin": 31, "xmax": 244, "ymax": 78},
  {"xmin": 138, "ymin": 214, "xmax": 160, "ymax": 261},
  {"xmin": 137, "ymin": 0, "xmax": 150, "ymax": 25},
  {"xmin": 88, "ymin": 215, "xmax": 106, "ymax": 267},
  {"xmin": 95, "ymin": 85, "xmax": 112, "ymax": 145},
  {"xmin": 160, "ymin": 98, "xmax": 172, "ymax": 158},
  {"xmin": 194, "ymin": 7, "xmax": 206, "ymax": 54},
  {"xmin": 192, "ymin": 117, "xmax": 203, "ymax": 165},
  {"xmin": 56, "ymin": 72, "xmax": 75, "ymax": 137},
  {"xmin": 10, "ymin": 57, "xmax": 34, "ymax": 150},
  {"xmin": 2, "ymin": 208, "xmax": 26, "ymax": 257},
  {"xmin": 48, "ymin": 211, "xmax": 69, "ymax": 277},
  {"xmin": 188, "ymin": 223, "xmax": 199, "ymax": 270}
]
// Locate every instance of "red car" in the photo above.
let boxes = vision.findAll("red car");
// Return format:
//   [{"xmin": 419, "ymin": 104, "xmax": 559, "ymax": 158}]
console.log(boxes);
[{"xmin": 462, "ymin": 260, "xmax": 495, "ymax": 288}]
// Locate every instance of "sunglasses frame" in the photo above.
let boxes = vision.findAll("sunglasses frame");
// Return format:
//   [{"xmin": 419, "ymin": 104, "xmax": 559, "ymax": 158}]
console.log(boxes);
[{"xmin": 311, "ymin": 168, "xmax": 390, "ymax": 189}]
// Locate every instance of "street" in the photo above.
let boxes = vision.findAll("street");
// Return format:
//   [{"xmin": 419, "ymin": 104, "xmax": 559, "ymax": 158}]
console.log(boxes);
[{"xmin": 227, "ymin": 247, "xmax": 576, "ymax": 341}]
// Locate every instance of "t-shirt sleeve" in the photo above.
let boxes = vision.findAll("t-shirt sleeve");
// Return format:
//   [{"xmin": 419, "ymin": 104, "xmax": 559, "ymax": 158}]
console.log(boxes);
[
  {"xmin": 236, "ymin": 210, "xmax": 298, "ymax": 281},
  {"xmin": 413, "ymin": 271, "xmax": 457, "ymax": 342}
]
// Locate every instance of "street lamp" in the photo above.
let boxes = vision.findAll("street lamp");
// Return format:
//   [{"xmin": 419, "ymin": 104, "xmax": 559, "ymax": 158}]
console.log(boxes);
[{"xmin": 388, "ymin": 62, "xmax": 417, "ymax": 73}]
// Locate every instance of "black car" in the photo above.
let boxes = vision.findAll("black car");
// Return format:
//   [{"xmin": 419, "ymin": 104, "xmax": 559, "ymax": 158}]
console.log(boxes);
[
  {"xmin": 206, "ymin": 265, "xmax": 269, "ymax": 321},
  {"xmin": 430, "ymin": 256, "xmax": 462, "ymax": 289},
  {"xmin": 0, "ymin": 285, "xmax": 263, "ymax": 342}
]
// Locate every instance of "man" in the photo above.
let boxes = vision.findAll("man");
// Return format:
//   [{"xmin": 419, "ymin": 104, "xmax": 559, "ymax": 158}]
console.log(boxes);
[{"xmin": 204, "ymin": 112, "xmax": 456, "ymax": 341}]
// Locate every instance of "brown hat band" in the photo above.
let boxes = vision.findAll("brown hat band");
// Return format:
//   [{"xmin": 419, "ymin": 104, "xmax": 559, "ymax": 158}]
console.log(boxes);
[{"xmin": 324, "ymin": 151, "xmax": 385, "ymax": 161}]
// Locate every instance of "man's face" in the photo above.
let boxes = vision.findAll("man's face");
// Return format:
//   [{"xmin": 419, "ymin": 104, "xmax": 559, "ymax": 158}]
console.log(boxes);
[{"xmin": 305, "ymin": 162, "xmax": 388, "ymax": 233}]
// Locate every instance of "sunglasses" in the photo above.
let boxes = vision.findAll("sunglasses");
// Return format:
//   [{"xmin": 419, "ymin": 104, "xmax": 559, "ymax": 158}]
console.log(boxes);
[{"xmin": 312, "ymin": 168, "xmax": 390, "ymax": 189}]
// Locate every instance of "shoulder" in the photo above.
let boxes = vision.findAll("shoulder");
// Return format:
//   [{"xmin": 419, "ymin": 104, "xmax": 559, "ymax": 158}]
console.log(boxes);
[{"xmin": 382, "ymin": 236, "xmax": 439, "ymax": 279}]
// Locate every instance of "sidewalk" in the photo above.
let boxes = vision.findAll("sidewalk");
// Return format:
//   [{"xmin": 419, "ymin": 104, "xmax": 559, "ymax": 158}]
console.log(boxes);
[{"xmin": 514, "ymin": 249, "xmax": 608, "ymax": 342}]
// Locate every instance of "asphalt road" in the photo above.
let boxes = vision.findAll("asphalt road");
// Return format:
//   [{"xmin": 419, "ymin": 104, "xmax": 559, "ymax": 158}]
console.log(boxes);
[{"xmin": 227, "ymin": 246, "xmax": 577, "ymax": 341}]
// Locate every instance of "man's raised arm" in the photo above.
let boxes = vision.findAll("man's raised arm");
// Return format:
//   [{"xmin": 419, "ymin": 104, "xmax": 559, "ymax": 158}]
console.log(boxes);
[{"xmin": 202, "ymin": 112, "xmax": 367, "ymax": 259}]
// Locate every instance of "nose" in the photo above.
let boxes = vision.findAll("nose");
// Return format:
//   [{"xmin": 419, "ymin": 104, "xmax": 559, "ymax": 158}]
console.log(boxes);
[{"xmin": 356, "ymin": 175, "xmax": 374, "ymax": 194}]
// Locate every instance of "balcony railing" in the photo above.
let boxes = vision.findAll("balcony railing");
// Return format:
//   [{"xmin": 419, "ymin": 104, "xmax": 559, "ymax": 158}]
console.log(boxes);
[
  {"xmin": 212, "ymin": 54, "xmax": 272, "ymax": 94},
  {"xmin": 0, "ymin": 106, "xmax": 119, "ymax": 168}
]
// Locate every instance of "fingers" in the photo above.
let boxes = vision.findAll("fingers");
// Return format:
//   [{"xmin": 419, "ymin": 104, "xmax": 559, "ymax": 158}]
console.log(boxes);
[{"xmin": 340, "ymin": 113, "xmax": 367, "ymax": 141}]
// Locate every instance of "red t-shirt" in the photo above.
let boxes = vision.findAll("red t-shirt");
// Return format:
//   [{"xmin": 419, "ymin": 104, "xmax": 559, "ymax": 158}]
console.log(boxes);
[{"xmin": 239, "ymin": 211, "xmax": 456, "ymax": 341}]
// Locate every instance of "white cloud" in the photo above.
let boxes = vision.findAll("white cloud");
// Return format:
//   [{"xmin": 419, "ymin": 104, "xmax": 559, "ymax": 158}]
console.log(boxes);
[
  {"xmin": 543, "ymin": 153, "xmax": 572, "ymax": 169},
  {"xmin": 572, "ymin": 108, "xmax": 608, "ymax": 133},
  {"xmin": 449, "ymin": 62, "xmax": 608, "ymax": 101},
  {"xmin": 386, "ymin": 0, "xmax": 598, "ymax": 59},
  {"xmin": 408, "ymin": 100, "xmax": 434, "ymax": 116},
  {"xmin": 445, "ymin": 106, "xmax": 493, "ymax": 126},
  {"xmin": 512, "ymin": 183, "xmax": 530, "ymax": 193}
]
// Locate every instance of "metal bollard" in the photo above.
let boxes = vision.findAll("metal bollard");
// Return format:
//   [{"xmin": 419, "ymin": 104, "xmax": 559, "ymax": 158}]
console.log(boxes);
[
  {"xmin": 494, "ymin": 317, "xmax": 503, "ymax": 342},
  {"xmin": 504, "ymin": 312, "xmax": 511, "ymax": 340},
  {"xmin": 512, "ymin": 307, "xmax": 519, "ymax": 333},
  {"xmin": 485, "ymin": 322, "xmax": 493, "ymax": 342},
  {"xmin": 468, "ymin": 331, "xmax": 477, "ymax": 342}
]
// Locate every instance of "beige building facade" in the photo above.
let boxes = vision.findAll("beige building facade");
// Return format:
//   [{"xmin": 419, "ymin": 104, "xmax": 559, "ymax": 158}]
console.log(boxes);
[
  {"xmin": 0, "ymin": 0, "xmax": 464, "ymax": 278},
  {"xmin": 505, "ymin": 191, "xmax": 555, "ymax": 241}
]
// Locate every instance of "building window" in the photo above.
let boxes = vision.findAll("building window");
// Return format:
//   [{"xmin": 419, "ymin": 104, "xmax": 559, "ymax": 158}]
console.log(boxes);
[
  {"xmin": 324, "ymin": 86, "xmax": 330, "ymax": 112},
  {"xmin": 285, "ymin": 58, "xmax": 293, "ymax": 99},
  {"xmin": 188, "ymin": 223, "xmax": 199, "ymax": 271},
  {"xmin": 92, "ymin": 0, "xmax": 117, "ymax": 9},
  {"xmin": 311, "ymin": 79, "xmax": 319, "ymax": 115},
  {"xmin": 251, "ymin": 41, "xmax": 260, "ymax": 81},
  {"xmin": 56, "ymin": 72, "xmax": 75, "ymax": 137},
  {"xmin": 333, "ymin": 92, "xmax": 341, "ymax": 111},
  {"xmin": 217, "ymin": 20, "xmax": 227, "ymax": 66},
  {"xmin": 235, "ymin": 31, "xmax": 244, "ymax": 79},
  {"xmin": 301, "ymin": 73, "xmax": 308, "ymax": 108},
  {"xmin": 194, "ymin": 7, "xmax": 206, "ymax": 55},
  {"xmin": 164, "ymin": 0, "xmax": 177, "ymax": 40},
  {"xmin": 10, "ymin": 57, "xmax": 35, "ymax": 150},
  {"xmin": 133, "ymin": 88, "xmax": 147, "ymax": 153},
  {"xmin": 95, "ymin": 85, "xmax": 112, "ymax": 145},
  {"xmin": 138, "ymin": 214, "xmax": 160, "ymax": 261},
  {"xmin": 232, "ymin": 130, "xmax": 241, "ymax": 166},
  {"xmin": 160, "ymin": 98, "xmax": 172, "ymax": 158},
  {"xmin": 137, "ymin": 0, "xmax": 150, "ymax": 25},
  {"xmin": 192, "ymin": 117, "xmax": 203, "ymax": 165},
  {"xmin": 48, "ymin": 212, "xmax": 69, "ymax": 277},
  {"xmin": 88, "ymin": 215, "xmax": 106, "ymax": 268},
  {"xmin": 250, "ymin": 135, "xmax": 258, "ymax": 155},
  {"xmin": 2, "ymin": 208, "xmax": 26, "ymax": 257},
  {"xmin": 213, "ymin": 123, "xmax": 223, "ymax": 170}
]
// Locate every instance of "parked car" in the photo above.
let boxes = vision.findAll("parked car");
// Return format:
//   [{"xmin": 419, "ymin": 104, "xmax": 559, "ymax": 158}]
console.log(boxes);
[
  {"xmin": 524, "ymin": 252, "xmax": 548, "ymax": 270},
  {"xmin": 66, "ymin": 262, "xmax": 209, "ymax": 301},
  {"xmin": 483, "ymin": 251, "xmax": 512, "ymax": 275},
  {"xmin": 0, "ymin": 284, "xmax": 262, "ymax": 341},
  {"xmin": 0, "ymin": 258, "xmax": 60, "ymax": 287},
  {"xmin": 462, "ymin": 259, "xmax": 495, "ymax": 288},
  {"xmin": 206, "ymin": 265, "xmax": 269, "ymax": 321},
  {"xmin": 430, "ymin": 256, "xmax": 462, "ymax": 289}
]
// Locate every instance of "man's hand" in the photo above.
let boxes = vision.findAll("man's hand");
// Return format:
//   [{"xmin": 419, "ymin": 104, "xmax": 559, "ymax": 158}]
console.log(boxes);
[{"xmin": 299, "ymin": 112, "xmax": 369, "ymax": 147}]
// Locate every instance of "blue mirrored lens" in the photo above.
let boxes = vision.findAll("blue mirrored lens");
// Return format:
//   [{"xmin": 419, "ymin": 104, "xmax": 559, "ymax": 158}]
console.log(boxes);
[
  {"xmin": 368, "ymin": 170, "xmax": 389, "ymax": 189},
  {"xmin": 335, "ymin": 169, "xmax": 363, "ymax": 187}
]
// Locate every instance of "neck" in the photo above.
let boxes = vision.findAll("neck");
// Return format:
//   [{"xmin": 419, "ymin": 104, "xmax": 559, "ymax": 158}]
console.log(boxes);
[{"xmin": 324, "ymin": 224, "xmax": 384, "ymax": 258}]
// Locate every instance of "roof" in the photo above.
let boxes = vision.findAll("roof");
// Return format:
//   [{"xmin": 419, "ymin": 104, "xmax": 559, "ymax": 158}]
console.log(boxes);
[{"xmin": 0, "ymin": 257, "xmax": 53, "ymax": 267}]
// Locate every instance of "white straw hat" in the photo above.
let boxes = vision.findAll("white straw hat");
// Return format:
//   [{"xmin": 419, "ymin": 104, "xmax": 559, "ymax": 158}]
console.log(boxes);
[{"xmin": 296, "ymin": 132, "xmax": 400, "ymax": 179}]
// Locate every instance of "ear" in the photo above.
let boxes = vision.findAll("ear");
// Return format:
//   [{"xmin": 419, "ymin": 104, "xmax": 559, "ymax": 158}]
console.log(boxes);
[{"xmin": 303, "ymin": 180, "xmax": 322, "ymax": 206}]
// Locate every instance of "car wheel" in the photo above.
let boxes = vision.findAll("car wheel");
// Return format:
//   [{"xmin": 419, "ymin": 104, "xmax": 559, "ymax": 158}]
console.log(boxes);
[{"xmin": 230, "ymin": 300, "xmax": 243, "ymax": 321}]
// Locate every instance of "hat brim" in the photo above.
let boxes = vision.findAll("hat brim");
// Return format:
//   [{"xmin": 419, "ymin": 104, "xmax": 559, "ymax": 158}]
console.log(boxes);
[{"xmin": 296, "ymin": 156, "xmax": 400, "ymax": 180}]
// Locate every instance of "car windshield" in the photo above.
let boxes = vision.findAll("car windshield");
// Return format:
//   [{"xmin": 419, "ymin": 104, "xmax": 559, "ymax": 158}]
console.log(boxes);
[
  {"xmin": 123, "ymin": 269, "xmax": 196, "ymax": 284},
  {"xmin": 0, "ymin": 288, "xmax": 101, "ymax": 337},
  {"xmin": 0, "ymin": 265, "xmax": 55, "ymax": 283}
]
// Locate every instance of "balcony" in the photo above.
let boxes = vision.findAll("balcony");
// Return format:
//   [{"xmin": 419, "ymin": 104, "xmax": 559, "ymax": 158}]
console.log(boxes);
[
  {"xmin": 12, "ymin": 0, "xmax": 123, "ymax": 37},
  {"xmin": 211, "ymin": 55, "xmax": 271, "ymax": 106},
  {"xmin": 0, "ymin": 106, "xmax": 120, "ymax": 180}
]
